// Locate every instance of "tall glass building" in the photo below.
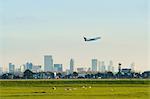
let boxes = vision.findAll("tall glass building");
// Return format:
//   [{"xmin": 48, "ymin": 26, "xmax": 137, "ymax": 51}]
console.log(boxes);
[
  {"xmin": 70, "ymin": 59, "xmax": 74, "ymax": 73},
  {"xmin": 44, "ymin": 55, "xmax": 53, "ymax": 72},
  {"xmin": 108, "ymin": 60, "xmax": 114, "ymax": 72},
  {"xmin": 24, "ymin": 62, "xmax": 33, "ymax": 71},
  {"xmin": 92, "ymin": 59, "xmax": 98, "ymax": 72},
  {"xmin": 9, "ymin": 63, "xmax": 15, "ymax": 74},
  {"xmin": 101, "ymin": 61, "xmax": 106, "ymax": 72},
  {"xmin": 54, "ymin": 64, "xmax": 63, "ymax": 72}
]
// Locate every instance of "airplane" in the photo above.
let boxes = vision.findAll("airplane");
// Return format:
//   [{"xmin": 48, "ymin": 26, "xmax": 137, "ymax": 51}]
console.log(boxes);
[{"xmin": 84, "ymin": 36, "xmax": 101, "ymax": 41}]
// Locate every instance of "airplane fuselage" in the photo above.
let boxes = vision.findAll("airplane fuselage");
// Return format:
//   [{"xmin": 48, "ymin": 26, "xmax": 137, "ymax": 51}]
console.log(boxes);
[{"xmin": 84, "ymin": 37, "xmax": 101, "ymax": 41}]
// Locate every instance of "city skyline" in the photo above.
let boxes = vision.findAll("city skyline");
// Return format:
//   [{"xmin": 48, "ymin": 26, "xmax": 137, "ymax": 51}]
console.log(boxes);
[
  {"xmin": 1, "ymin": 55, "xmax": 143, "ymax": 73},
  {"xmin": 0, "ymin": 0, "xmax": 149, "ymax": 72}
]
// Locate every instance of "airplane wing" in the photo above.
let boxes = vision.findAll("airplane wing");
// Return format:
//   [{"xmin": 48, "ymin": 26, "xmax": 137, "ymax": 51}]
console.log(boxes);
[{"xmin": 95, "ymin": 37, "xmax": 101, "ymax": 40}]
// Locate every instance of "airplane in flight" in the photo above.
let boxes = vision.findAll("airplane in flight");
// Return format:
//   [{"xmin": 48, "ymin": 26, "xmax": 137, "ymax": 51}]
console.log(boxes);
[{"xmin": 83, "ymin": 36, "xmax": 101, "ymax": 41}]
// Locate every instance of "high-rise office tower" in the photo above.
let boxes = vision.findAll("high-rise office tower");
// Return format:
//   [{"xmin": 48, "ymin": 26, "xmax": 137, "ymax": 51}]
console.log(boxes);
[
  {"xmin": 98, "ymin": 61, "xmax": 101, "ymax": 72},
  {"xmin": 70, "ymin": 59, "xmax": 74, "ymax": 72},
  {"xmin": 9, "ymin": 63, "xmax": 15, "ymax": 74},
  {"xmin": 20, "ymin": 65, "xmax": 25, "ymax": 72},
  {"xmin": 54, "ymin": 64, "xmax": 63, "ymax": 72},
  {"xmin": 32, "ymin": 65, "xmax": 42, "ymax": 72},
  {"xmin": 0, "ymin": 66, "xmax": 3, "ymax": 75},
  {"xmin": 24, "ymin": 62, "xmax": 33, "ymax": 71},
  {"xmin": 44, "ymin": 55, "xmax": 53, "ymax": 72},
  {"xmin": 92, "ymin": 59, "xmax": 98, "ymax": 72},
  {"xmin": 101, "ymin": 61, "xmax": 106, "ymax": 72},
  {"xmin": 108, "ymin": 60, "xmax": 114, "ymax": 72}
]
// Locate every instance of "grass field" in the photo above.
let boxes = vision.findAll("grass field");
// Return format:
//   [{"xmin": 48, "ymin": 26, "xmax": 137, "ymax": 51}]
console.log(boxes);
[{"xmin": 0, "ymin": 79, "xmax": 150, "ymax": 99}]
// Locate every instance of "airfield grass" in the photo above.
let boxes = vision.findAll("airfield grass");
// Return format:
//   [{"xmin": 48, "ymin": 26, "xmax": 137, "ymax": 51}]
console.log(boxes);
[{"xmin": 0, "ymin": 79, "xmax": 150, "ymax": 99}]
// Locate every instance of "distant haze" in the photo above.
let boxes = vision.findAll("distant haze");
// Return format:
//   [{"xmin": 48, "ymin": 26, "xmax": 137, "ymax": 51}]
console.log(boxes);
[{"xmin": 0, "ymin": 0, "xmax": 149, "ymax": 72}]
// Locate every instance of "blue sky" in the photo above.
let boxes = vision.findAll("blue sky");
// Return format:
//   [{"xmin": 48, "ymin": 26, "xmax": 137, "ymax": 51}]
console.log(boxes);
[{"xmin": 0, "ymin": 0, "xmax": 149, "ymax": 71}]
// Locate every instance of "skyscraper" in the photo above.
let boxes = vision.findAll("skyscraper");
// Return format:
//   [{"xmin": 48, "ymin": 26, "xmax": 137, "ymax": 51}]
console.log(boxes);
[
  {"xmin": 92, "ymin": 59, "xmax": 98, "ymax": 72},
  {"xmin": 24, "ymin": 62, "xmax": 33, "ymax": 71},
  {"xmin": 0, "ymin": 66, "xmax": 3, "ymax": 75},
  {"xmin": 101, "ymin": 61, "xmax": 106, "ymax": 72},
  {"xmin": 9, "ymin": 63, "xmax": 15, "ymax": 74},
  {"xmin": 54, "ymin": 64, "xmax": 63, "ymax": 72},
  {"xmin": 32, "ymin": 65, "xmax": 42, "ymax": 72},
  {"xmin": 20, "ymin": 65, "xmax": 25, "ymax": 72},
  {"xmin": 70, "ymin": 59, "xmax": 74, "ymax": 72},
  {"xmin": 108, "ymin": 60, "xmax": 114, "ymax": 72},
  {"xmin": 98, "ymin": 61, "xmax": 101, "ymax": 72},
  {"xmin": 44, "ymin": 55, "xmax": 53, "ymax": 72}
]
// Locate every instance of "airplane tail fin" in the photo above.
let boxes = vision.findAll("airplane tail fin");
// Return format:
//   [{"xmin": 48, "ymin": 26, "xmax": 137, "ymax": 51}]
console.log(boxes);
[{"xmin": 84, "ymin": 37, "xmax": 87, "ymax": 41}]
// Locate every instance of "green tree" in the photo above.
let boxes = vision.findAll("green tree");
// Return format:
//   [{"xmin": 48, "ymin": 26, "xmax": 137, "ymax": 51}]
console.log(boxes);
[
  {"xmin": 73, "ymin": 72, "xmax": 78, "ymax": 78},
  {"xmin": 23, "ymin": 69, "xmax": 33, "ymax": 79}
]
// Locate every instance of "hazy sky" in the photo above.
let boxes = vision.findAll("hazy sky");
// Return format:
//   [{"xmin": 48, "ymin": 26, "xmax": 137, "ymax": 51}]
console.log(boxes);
[{"xmin": 0, "ymin": 0, "xmax": 149, "ymax": 72}]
